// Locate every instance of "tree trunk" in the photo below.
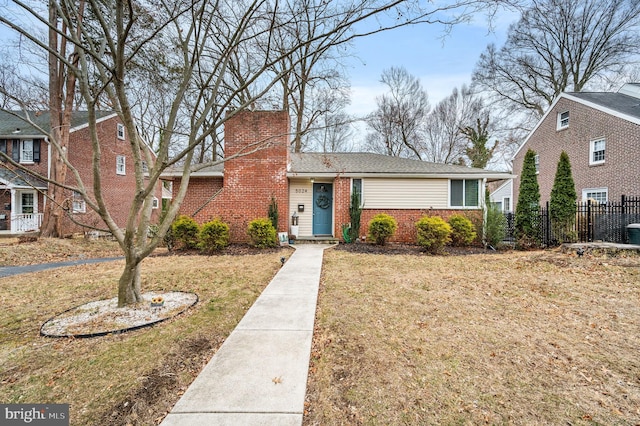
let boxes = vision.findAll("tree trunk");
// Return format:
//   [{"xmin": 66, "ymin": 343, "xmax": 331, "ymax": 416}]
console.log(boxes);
[{"xmin": 117, "ymin": 258, "xmax": 143, "ymax": 307}]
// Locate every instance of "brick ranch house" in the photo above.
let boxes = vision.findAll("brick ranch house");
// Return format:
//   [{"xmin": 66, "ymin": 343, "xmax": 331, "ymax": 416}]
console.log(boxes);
[
  {"xmin": 164, "ymin": 110, "xmax": 512, "ymax": 244},
  {"xmin": 0, "ymin": 110, "xmax": 163, "ymax": 235},
  {"xmin": 512, "ymin": 83, "xmax": 640, "ymax": 206}
]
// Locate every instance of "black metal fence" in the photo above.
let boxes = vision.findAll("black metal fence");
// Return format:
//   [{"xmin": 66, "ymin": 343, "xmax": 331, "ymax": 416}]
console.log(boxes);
[{"xmin": 504, "ymin": 195, "xmax": 640, "ymax": 246}]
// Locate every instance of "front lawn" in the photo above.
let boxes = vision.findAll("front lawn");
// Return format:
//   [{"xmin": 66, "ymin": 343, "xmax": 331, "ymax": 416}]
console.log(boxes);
[{"xmin": 305, "ymin": 249, "xmax": 640, "ymax": 425}]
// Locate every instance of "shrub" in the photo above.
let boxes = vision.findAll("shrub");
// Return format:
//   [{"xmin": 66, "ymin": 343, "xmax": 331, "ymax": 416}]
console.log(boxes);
[
  {"xmin": 448, "ymin": 214, "xmax": 477, "ymax": 246},
  {"xmin": 172, "ymin": 215, "xmax": 200, "ymax": 249},
  {"xmin": 348, "ymin": 190, "xmax": 362, "ymax": 243},
  {"xmin": 484, "ymin": 202, "xmax": 506, "ymax": 249},
  {"xmin": 247, "ymin": 218, "xmax": 278, "ymax": 248},
  {"xmin": 515, "ymin": 149, "xmax": 541, "ymax": 246},
  {"xmin": 199, "ymin": 219, "xmax": 230, "ymax": 252},
  {"xmin": 416, "ymin": 216, "xmax": 451, "ymax": 253},
  {"xmin": 367, "ymin": 213, "xmax": 397, "ymax": 245}
]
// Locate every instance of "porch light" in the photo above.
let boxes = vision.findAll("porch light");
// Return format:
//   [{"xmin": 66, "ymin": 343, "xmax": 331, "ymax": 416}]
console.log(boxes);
[{"xmin": 310, "ymin": 178, "xmax": 314, "ymax": 183}]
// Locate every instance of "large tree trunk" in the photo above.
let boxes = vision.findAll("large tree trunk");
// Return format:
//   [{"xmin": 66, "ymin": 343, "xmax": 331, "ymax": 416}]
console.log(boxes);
[{"xmin": 117, "ymin": 257, "xmax": 143, "ymax": 307}]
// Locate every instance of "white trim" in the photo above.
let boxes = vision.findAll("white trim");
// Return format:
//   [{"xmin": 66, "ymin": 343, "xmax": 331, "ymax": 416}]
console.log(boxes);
[
  {"xmin": 69, "ymin": 112, "xmax": 118, "ymax": 133},
  {"xmin": 589, "ymin": 138, "xmax": 606, "ymax": 165},
  {"xmin": 288, "ymin": 172, "xmax": 514, "ymax": 180},
  {"xmin": 449, "ymin": 178, "xmax": 481, "ymax": 209},
  {"xmin": 582, "ymin": 187, "xmax": 608, "ymax": 204},
  {"xmin": 556, "ymin": 110, "xmax": 569, "ymax": 130},
  {"xmin": 116, "ymin": 155, "xmax": 126, "ymax": 175},
  {"xmin": 117, "ymin": 123, "xmax": 125, "ymax": 140}
]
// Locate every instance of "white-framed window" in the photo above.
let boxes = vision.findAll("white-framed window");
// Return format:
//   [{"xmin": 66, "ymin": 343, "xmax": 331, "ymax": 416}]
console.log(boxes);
[
  {"xmin": 21, "ymin": 140, "xmax": 33, "ymax": 162},
  {"xmin": 152, "ymin": 197, "xmax": 159, "ymax": 209},
  {"xmin": 582, "ymin": 188, "xmax": 608, "ymax": 205},
  {"xmin": 20, "ymin": 192, "xmax": 34, "ymax": 214},
  {"xmin": 141, "ymin": 161, "xmax": 148, "ymax": 173},
  {"xmin": 534, "ymin": 154, "xmax": 540, "ymax": 174},
  {"xmin": 116, "ymin": 155, "xmax": 126, "ymax": 175},
  {"xmin": 557, "ymin": 111, "xmax": 569, "ymax": 130},
  {"xmin": 450, "ymin": 179, "xmax": 480, "ymax": 208},
  {"xmin": 351, "ymin": 178, "xmax": 363, "ymax": 207},
  {"xmin": 502, "ymin": 197, "xmax": 511, "ymax": 212},
  {"xmin": 72, "ymin": 191, "xmax": 86, "ymax": 213},
  {"xmin": 117, "ymin": 123, "xmax": 125, "ymax": 140},
  {"xmin": 590, "ymin": 138, "xmax": 605, "ymax": 165}
]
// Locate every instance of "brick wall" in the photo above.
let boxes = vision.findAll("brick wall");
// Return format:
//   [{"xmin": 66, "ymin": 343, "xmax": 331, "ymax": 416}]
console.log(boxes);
[
  {"xmin": 173, "ymin": 110, "xmax": 290, "ymax": 242},
  {"xmin": 513, "ymin": 97, "xmax": 640, "ymax": 206},
  {"xmin": 63, "ymin": 115, "xmax": 162, "ymax": 234}
]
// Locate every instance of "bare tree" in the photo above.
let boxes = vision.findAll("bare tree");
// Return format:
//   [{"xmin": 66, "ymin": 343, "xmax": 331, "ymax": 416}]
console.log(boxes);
[
  {"xmin": 1, "ymin": 0, "xmax": 510, "ymax": 307},
  {"xmin": 422, "ymin": 84, "xmax": 484, "ymax": 164},
  {"xmin": 472, "ymin": 0, "xmax": 640, "ymax": 119},
  {"xmin": 366, "ymin": 66, "xmax": 430, "ymax": 159}
]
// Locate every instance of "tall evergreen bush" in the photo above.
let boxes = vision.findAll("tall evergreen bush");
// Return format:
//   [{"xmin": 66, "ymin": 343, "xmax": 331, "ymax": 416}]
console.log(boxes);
[
  {"xmin": 550, "ymin": 151, "xmax": 577, "ymax": 243},
  {"xmin": 515, "ymin": 149, "xmax": 541, "ymax": 247},
  {"xmin": 348, "ymin": 190, "xmax": 362, "ymax": 242}
]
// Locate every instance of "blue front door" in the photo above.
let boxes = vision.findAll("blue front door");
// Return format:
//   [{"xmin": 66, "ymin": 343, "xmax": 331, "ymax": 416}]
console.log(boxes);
[{"xmin": 312, "ymin": 183, "xmax": 333, "ymax": 236}]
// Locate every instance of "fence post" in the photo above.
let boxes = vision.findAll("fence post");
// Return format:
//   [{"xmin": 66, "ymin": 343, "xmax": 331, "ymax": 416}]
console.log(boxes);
[{"xmin": 587, "ymin": 201, "xmax": 592, "ymax": 242}]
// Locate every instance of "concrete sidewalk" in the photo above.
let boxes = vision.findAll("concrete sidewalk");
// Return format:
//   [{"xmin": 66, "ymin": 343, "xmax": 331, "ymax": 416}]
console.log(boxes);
[{"xmin": 160, "ymin": 244, "xmax": 332, "ymax": 426}]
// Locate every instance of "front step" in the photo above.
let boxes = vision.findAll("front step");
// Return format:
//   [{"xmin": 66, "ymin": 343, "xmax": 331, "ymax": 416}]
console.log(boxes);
[{"xmin": 292, "ymin": 236, "xmax": 339, "ymax": 245}]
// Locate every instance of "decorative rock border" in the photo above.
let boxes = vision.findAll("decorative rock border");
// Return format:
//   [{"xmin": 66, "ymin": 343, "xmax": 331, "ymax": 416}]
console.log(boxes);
[{"xmin": 40, "ymin": 291, "xmax": 198, "ymax": 338}]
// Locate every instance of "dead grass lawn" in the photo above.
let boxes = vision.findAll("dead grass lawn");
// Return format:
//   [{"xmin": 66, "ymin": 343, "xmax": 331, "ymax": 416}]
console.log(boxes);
[
  {"xmin": 305, "ymin": 249, "xmax": 640, "ymax": 425},
  {"xmin": 0, "ymin": 237, "xmax": 124, "ymax": 266},
  {"xmin": 0, "ymin": 251, "xmax": 289, "ymax": 425}
]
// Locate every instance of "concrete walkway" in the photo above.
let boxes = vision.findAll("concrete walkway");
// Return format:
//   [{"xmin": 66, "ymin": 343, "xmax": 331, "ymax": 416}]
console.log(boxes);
[{"xmin": 160, "ymin": 244, "xmax": 332, "ymax": 426}]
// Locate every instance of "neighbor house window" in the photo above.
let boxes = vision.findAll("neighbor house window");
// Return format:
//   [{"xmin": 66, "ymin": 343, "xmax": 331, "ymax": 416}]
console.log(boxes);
[
  {"xmin": 0, "ymin": 140, "xmax": 7, "ymax": 161},
  {"xmin": 117, "ymin": 123, "xmax": 125, "ymax": 140},
  {"xmin": 502, "ymin": 197, "xmax": 511, "ymax": 212},
  {"xmin": 557, "ymin": 111, "xmax": 569, "ymax": 129},
  {"xmin": 72, "ymin": 191, "xmax": 86, "ymax": 213},
  {"xmin": 583, "ymin": 188, "xmax": 608, "ymax": 205},
  {"xmin": 152, "ymin": 197, "xmax": 159, "ymax": 209},
  {"xmin": 351, "ymin": 178, "xmax": 363, "ymax": 207},
  {"xmin": 116, "ymin": 155, "xmax": 126, "ymax": 175},
  {"xmin": 141, "ymin": 161, "xmax": 148, "ymax": 173},
  {"xmin": 590, "ymin": 138, "xmax": 605, "ymax": 165},
  {"xmin": 10, "ymin": 139, "xmax": 40, "ymax": 163},
  {"xmin": 450, "ymin": 179, "xmax": 480, "ymax": 208},
  {"xmin": 534, "ymin": 154, "xmax": 540, "ymax": 174}
]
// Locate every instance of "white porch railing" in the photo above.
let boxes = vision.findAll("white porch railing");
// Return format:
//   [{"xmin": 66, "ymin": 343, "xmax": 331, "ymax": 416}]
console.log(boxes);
[{"xmin": 10, "ymin": 213, "xmax": 43, "ymax": 233}]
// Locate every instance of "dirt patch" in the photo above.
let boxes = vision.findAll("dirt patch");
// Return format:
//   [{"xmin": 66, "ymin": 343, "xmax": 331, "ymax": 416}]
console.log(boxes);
[{"xmin": 97, "ymin": 335, "xmax": 221, "ymax": 426}]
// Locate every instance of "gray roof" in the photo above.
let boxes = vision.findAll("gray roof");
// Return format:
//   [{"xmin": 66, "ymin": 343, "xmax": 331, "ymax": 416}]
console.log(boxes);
[
  {"xmin": 0, "ymin": 110, "xmax": 115, "ymax": 138},
  {"xmin": 566, "ymin": 91, "xmax": 640, "ymax": 121},
  {"xmin": 162, "ymin": 152, "xmax": 511, "ymax": 179},
  {"xmin": 0, "ymin": 167, "xmax": 47, "ymax": 189},
  {"xmin": 289, "ymin": 152, "xmax": 506, "ymax": 177}
]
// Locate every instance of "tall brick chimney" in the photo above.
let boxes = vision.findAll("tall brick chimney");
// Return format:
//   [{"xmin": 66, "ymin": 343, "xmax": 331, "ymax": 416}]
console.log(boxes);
[{"xmin": 205, "ymin": 110, "xmax": 290, "ymax": 242}]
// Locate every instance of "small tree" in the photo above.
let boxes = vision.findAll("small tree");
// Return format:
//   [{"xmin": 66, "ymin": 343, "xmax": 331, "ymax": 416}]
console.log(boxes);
[
  {"xmin": 268, "ymin": 196, "xmax": 279, "ymax": 231},
  {"xmin": 416, "ymin": 216, "xmax": 452, "ymax": 253},
  {"xmin": 368, "ymin": 213, "xmax": 397, "ymax": 245},
  {"xmin": 549, "ymin": 151, "xmax": 577, "ymax": 243},
  {"xmin": 348, "ymin": 190, "xmax": 362, "ymax": 243},
  {"xmin": 484, "ymin": 190, "xmax": 506, "ymax": 248},
  {"xmin": 515, "ymin": 149, "xmax": 541, "ymax": 247}
]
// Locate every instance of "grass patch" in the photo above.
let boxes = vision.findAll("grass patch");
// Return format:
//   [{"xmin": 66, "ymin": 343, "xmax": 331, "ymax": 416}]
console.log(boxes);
[
  {"xmin": 305, "ymin": 249, "xmax": 640, "ymax": 425},
  {"xmin": 0, "ymin": 251, "xmax": 288, "ymax": 425},
  {"xmin": 0, "ymin": 237, "xmax": 124, "ymax": 266}
]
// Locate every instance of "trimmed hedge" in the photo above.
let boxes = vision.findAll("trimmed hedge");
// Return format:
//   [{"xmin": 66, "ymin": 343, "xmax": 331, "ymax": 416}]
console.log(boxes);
[
  {"xmin": 247, "ymin": 218, "xmax": 278, "ymax": 248},
  {"xmin": 199, "ymin": 219, "xmax": 230, "ymax": 252},
  {"xmin": 448, "ymin": 214, "xmax": 477, "ymax": 247},
  {"xmin": 368, "ymin": 213, "xmax": 397, "ymax": 245},
  {"xmin": 172, "ymin": 215, "xmax": 200, "ymax": 249},
  {"xmin": 416, "ymin": 216, "xmax": 451, "ymax": 253}
]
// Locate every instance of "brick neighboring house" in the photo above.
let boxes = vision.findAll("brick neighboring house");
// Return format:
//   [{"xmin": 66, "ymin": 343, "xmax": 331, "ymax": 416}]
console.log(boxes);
[
  {"xmin": 512, "ymin": 83, "xmax": 640, "ymax": 207},
  {"xmin": 0, "ymin": 110, "xmax": 163, "ymax": 235},
  {"xmin": 165, "ymin": 110, "xmax": 512, "ymax": 244}
]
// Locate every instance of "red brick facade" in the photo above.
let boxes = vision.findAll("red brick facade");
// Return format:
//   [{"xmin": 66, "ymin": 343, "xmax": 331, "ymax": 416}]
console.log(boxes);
[
  {"xmin": 513, "ymin": 96, "xmax": 640, "ymax": 206},
  {"xmin": 1, "ymin": 114, "xmax": 162, "ymax": 234},
  {"xmin": 173, "ymin": 110, "xmax": 290, "ymax": 242}
]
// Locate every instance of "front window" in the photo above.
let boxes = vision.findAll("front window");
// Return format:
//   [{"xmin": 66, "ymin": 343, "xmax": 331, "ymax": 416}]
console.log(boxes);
[
  {"xmin": 116, "ymin": 155, "xmax": 126, "ymax": 175},
  {"xmin": 583, "ymin": 188, "xmax": 608, "ymax": 205},
  {"xmin": 21, "ymin": 193, "xmax": 34, "ymax": 214},
  {"xmin": 450, "ymin": 179, "xmax": 480, "ymax": 208},
  {"xmin": 557, "ymin": 111, "xmax": 569, "ymax": 129},
  {"xmin": 590, "ymin": 139, "xmax": 605, "ymax": 165}
]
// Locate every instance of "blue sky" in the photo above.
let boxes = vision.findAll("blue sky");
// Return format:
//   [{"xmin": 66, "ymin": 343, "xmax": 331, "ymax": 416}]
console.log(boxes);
[{"xmin": 344, "ymin": 9, "xmax": 519, "ymax": 117}]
